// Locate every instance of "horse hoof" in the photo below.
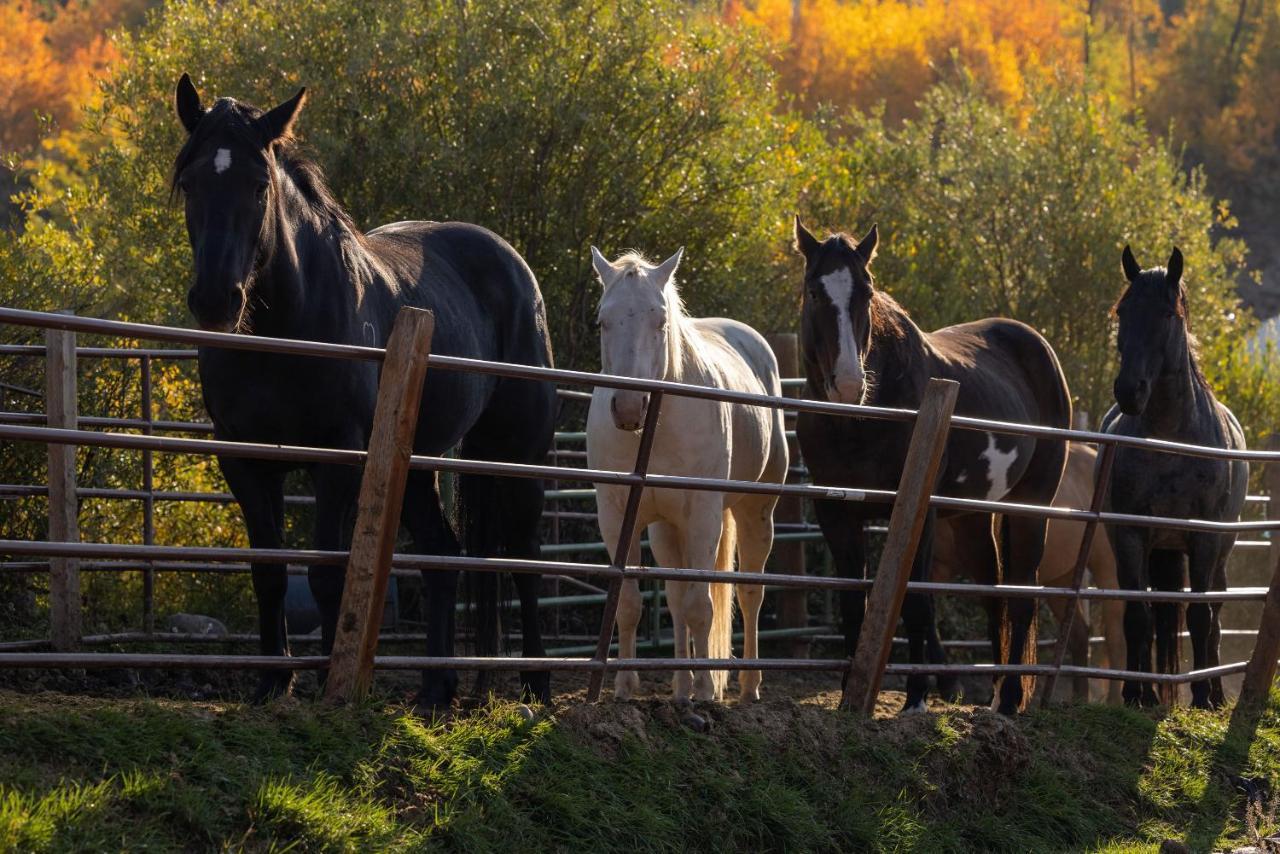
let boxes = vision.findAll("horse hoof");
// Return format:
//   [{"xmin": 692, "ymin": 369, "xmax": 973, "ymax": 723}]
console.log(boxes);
[
  {"xmin": 249, "ymin": 672, "xmax": 294, "ymax": 705},
  {"xmin": 899, "ymin": 698, "xmax": 928, "ymax": 716},
  {"xmin": 679, "ymin": 709, "xmax": 711, "ymax": 733}
]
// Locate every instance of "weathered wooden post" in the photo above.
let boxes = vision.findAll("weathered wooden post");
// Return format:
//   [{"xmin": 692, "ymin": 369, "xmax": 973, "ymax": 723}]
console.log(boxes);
[
  {"xmin": 46, "ymin": 313, "xmax": 81, "ymax": 650},
  {"xmin": 325, "ymin": 307, "xmax": 435, "ymax": 702},
  {"xmin": 841, "ymin": 377, "xmax": 958, "ymax": 714},
  {"xmin": 766, "ymin": 333, "xmax": 809, "ymax": 657},
  {"xmin": 1237, "ymin": 450, "xmax": 1280, "ymax": 713}
]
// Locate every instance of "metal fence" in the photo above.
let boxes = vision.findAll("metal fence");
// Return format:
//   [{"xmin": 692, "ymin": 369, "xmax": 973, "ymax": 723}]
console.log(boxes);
[{"xmin": 2, "ymin": 304, "xmax": 1280, "ymax": 712}]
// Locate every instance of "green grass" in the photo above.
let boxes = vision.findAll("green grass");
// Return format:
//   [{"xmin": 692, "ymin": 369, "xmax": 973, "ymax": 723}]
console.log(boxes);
[{"xmin": 0, "ymin": 690, "xmax": 1278, "ymax": 852}]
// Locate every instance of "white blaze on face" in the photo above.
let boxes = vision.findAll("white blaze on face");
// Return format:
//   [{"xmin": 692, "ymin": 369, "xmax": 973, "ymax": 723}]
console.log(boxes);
[
  {"xmin": 980, "ymin": 432, "xmax": 1018, "ymax": 501},
  {"xmin": 214, "ymin": 148, "xmax": 232, "ymax": 174},
  {"xmin": 820, "ymin": 268, "xmax": 864, "ymax": 402}
]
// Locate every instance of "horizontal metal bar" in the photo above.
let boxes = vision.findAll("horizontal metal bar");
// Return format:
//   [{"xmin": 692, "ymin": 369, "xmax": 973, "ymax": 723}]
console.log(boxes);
[
  {"xmin": 9, "ymin": 423, "xmax": 1277, "ymax": 536},
  {"xmin": 0, "ymin": 652, "xmax": 1256, "ymax": 686},
  {"xmin": 0, "ymin": 307, "xmax": 386, "ymax": 362},
  {"xmin": 2, "ymin": 540, "xmax": 1270, "ymax": 603},
  {"xmin": 9, "ymin": 306, "xmax": 1280, "ymax": 462},
  {"xmin": 0, "ymin": 344, "xmax": 199, "ymax": 359}
]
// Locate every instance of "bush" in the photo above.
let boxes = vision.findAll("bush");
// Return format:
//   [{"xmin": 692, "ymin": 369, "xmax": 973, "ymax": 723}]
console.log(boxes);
[{"xmin": 800, "ymin": 78, "xmax": 1255, "ymax": 426}]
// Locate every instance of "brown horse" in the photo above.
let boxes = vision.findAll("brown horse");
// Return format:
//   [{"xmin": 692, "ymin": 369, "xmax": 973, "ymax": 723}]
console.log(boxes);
[{"xmin": 933, "ymin": 442, "xmax": 1125, "ymax": 703}]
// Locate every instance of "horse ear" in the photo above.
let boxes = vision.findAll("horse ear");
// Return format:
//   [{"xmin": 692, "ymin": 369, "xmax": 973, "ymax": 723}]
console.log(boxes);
[
  {"xmin": 794, "ymin": 215, "xmax": 820, "ymax": 258},
  {"xmin": 590, "ymin": 246, "xmax": 616, "ymax": 283},
  {"xmin": 176, "ymin": 73, "xmax": 205, "ymax": 134},
  {"xmin": 856, "ymin": 223, "xmax": 879, "ymax": 265},
  {"xmin": 1166, "ymin": 247, "xmax": 1184, "ymax": 289},
  {"xmin": 651, "ymin": 247, "xmax": 683, "ymax": 286},
  {"xmin": 255, "ymin": 87, "xmax": 307, "ymax": 144},
  {"xmin": 1122, "ymin": 245, "xmax": 1142, "ymax": 282}
]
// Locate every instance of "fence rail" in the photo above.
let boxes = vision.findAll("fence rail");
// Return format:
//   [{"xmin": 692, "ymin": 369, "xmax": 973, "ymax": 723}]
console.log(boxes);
[{"xmin": 3, "ymin": 305, "xmax": 1280, "ymax": 711}]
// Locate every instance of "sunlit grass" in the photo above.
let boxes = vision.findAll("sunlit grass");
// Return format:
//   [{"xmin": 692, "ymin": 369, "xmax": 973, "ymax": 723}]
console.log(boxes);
[{"xmin": 0, "ymin": 689, "xmax": 1277, "ymax": 852}]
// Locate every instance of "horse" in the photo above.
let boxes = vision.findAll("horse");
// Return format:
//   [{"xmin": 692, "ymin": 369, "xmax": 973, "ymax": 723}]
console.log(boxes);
[
  {"xmin": 1102, "ymin": 245, "xmax": 1247, "ymax": 709},
  {"xmin": 932, "ymin": 442, "xmax": 1126, "ymax": 703},
  {"xmin": 792, "ymin": 218, "xmax": 1072, "ymax": 715},
  {"xmin": 171, "ymin": 74, "xmax": 557, "ymax": 709},
  {"xmin": 585, "ymin": 247, "xmax": 788, "ymax": 703}
]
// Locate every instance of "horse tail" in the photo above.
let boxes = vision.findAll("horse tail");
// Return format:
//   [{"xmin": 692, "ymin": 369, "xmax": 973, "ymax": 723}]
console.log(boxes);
[{"xmin": 709, "ymin": 509, "xmax": 737, "ymax": 699}]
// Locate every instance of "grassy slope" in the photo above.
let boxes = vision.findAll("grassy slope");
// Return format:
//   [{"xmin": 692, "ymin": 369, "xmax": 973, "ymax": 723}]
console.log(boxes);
[{"xmin": 1, "ymin": 690, "xmax": 1278, "ymax": 853}]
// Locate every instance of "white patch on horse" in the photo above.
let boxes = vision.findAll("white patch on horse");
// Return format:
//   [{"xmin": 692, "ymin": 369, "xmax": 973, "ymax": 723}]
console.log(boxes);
[
  {"xmin": 214, "ymin": 148, "xmax": 232, "ymax": 174},
  {"xmin": 980, "ymin": 432, "xmax": 1018, "ymax": 501},
  {"xmin": 956, "ymin": 472, "xmax": 968, "ymax": 484},
  {"xmin": 901, "ymin": 699, "xmax": 927, "ymax": 715},
  {"xmin": 819, "ymin": 268, "xmax": 862, "ymax": 396}
]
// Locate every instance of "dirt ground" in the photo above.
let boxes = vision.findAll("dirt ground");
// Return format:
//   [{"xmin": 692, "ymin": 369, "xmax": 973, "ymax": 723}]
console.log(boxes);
[{"xmin": 0, "ymin": 652, "xmax": 974, "ymax": 721}]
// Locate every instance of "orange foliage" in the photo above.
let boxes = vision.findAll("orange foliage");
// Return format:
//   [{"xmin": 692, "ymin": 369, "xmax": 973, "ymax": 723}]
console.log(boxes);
[
  {"xmin": 729, "ymin": 0, "xmax": 1091, "ymax": 123},
  {"xmin": 0, "ymin": 1, "xmax": 142, "ymax": 154}
]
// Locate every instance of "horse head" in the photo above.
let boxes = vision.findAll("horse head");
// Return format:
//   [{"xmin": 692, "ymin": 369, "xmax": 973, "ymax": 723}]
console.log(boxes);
[
  {"xmin": 1113, "ymin": 245, "xmax": 1187, "ymax": 416},
  {"xmin": 793, "ymin": 216, "xmax": 878, "ymax": 405},
  {"xmin": 590, "ymin": 246, "xmax": 683, "ymax": 431},
  {"xmin": 171, "ymin": 74, "xmax": 307, "ymax": 332}
]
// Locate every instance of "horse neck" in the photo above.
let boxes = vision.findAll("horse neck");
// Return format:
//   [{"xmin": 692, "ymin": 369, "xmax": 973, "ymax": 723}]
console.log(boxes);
[
  {"xmin": 663, "ymin": 295, "xmax": 711, "ymax": 385},
  {"xmin": 1141, "ymin": 330, "xmax": 1212, "ymax": 438},
  {"xmin": 864, "ymin": 297, "xmax": 931, "ymax": 405},
  {"xmin": 247, "ymin": 164, "xmax": 370, "ymax": 340}
]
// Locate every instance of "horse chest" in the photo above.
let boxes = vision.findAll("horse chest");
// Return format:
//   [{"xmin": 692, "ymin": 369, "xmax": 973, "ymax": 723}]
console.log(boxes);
[{"xmin": 200, "ymin": 351, "xmax": 377, "ymax": 449}]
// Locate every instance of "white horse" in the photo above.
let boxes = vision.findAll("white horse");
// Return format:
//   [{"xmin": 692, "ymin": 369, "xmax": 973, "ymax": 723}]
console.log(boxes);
[{"xmin": 586, "ymin": 247, "xmax": 788, "ymax": 702}]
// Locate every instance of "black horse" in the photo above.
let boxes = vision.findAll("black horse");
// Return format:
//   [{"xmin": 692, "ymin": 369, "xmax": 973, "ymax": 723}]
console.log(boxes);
[
  {"xmin": 172, "ymin": 75, "xmax": 556, "ymax": 708},
  {"xmin": 1103, "ymin": 245, "xmax": 1247, "ymax": 709},
  {"xmin": 793, "ymin": 218, "xmax": 1071, "ymax": 714}
]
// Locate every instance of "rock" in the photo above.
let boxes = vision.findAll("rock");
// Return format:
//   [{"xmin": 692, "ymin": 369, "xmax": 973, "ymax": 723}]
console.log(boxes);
[
  {"xmin": 515, "ymin": 704, "xmax": 535, "ymax": 723},
  {"xmin": 165, "ymin": 613, "xmax": 228, "ymax": 637}
]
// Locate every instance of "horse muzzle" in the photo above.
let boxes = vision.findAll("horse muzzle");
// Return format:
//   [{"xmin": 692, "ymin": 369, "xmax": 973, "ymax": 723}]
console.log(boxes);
[
  {"xmin": 610, "ymin": 391, "xmax": 649, "ymax": 432},
  {"xmin": 1113, "ymin": 376, "xmax": 1150, "ymax": 416},
  {"xmin": 826, "ymin": 375, "xmax": 865, "ymax": 406},
  {"xmin": 187, "ymin": 284, "xmax": 245, "ymax": 333}
]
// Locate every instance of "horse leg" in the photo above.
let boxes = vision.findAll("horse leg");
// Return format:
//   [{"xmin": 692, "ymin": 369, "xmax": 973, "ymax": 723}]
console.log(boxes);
[
  {"xmin": 900, "ymin": 511, "xmax": 936, "ymax": 714},
  {"xmin": 648, "ymin": 520, "xmax": 689, "ymax": 701},
  {"xmin": 307, "ymin": 464, "xmax": 362, "ymax": 686},
  {"xmin": 495, "ymin": 476, "xmax": 551, "ymax": 704},
  {"xmin": 939, "ymin": 513, "xmax": 999, "ymax": 703},
  {"xmin": 814, "ymin": 499, "xmax": 866, "ymax": 673},
  {"xmin": 219, "ymin": 456, "xmax": 290, "ymax": 703},
  {"xmin": 732, "ymin": 494, "xmax": 777, "ymax": 702},
  {"xmin": 1109, "ymin": 524, "xmax": 1154, "ymax": 706},
  {"xmin": 1150, "ymin": 549, "xmax": 1185, "ymax": 706},
  {"xmin": 995, "ymin": 514, "xmax": 1046, "ymax": 715},
  {"xmin": 597, "ymin": 491, "xmax": 647, "ymax": 700},
  {"xmin": 403, "ymin": 471, "xmax": 462, "ymax": 711},
  {"xmin": 681, "ymin": 502, "xmax": 726, "ymax": 703},
  {"xmin": 1185, "ymin": 535, "xmax": 1225, "ymax": 709}
]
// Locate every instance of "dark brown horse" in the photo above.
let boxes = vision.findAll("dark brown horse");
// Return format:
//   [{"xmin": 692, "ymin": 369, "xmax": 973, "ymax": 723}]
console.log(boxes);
[
  {"xmin": 1103, "ymin": 246, "xmax": 1247, "ymax": 709},
  {"xmin": 172, "ymin": 75, "xmax": 557, "ymax": 709},
  {"xmin": 793, "ymin": 219, "xmax": 1071, "ymax": 714}
]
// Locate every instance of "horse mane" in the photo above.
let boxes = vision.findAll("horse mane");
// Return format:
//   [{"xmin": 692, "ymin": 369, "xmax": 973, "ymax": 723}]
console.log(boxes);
[
  {"xmin": 1112, "ymin": 266, "xmax": 1210, "ymax": 392},
  {"xmin": 869, "ymin": 289, "xmax": 911, "ymax": 343}
]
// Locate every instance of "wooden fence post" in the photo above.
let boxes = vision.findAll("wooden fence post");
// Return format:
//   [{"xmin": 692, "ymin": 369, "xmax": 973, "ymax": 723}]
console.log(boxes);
[
  {"xmin": 325, "ymin": 307, "xmax": 435, "ymax": 703},
  {"xmin": 1237, "ymin": 452, "xmax": 1280, "ymax": 713},
  {"xmin": 766, "ymin": 333, "xmax": 809, "ymax": 657},
  {"xmin": 841, "ymin": 377, "xmax": 958, "ymax": 713},
  {"xmin": 46, "ymin": 314, "xmax": 81, "ymax": 650}
]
